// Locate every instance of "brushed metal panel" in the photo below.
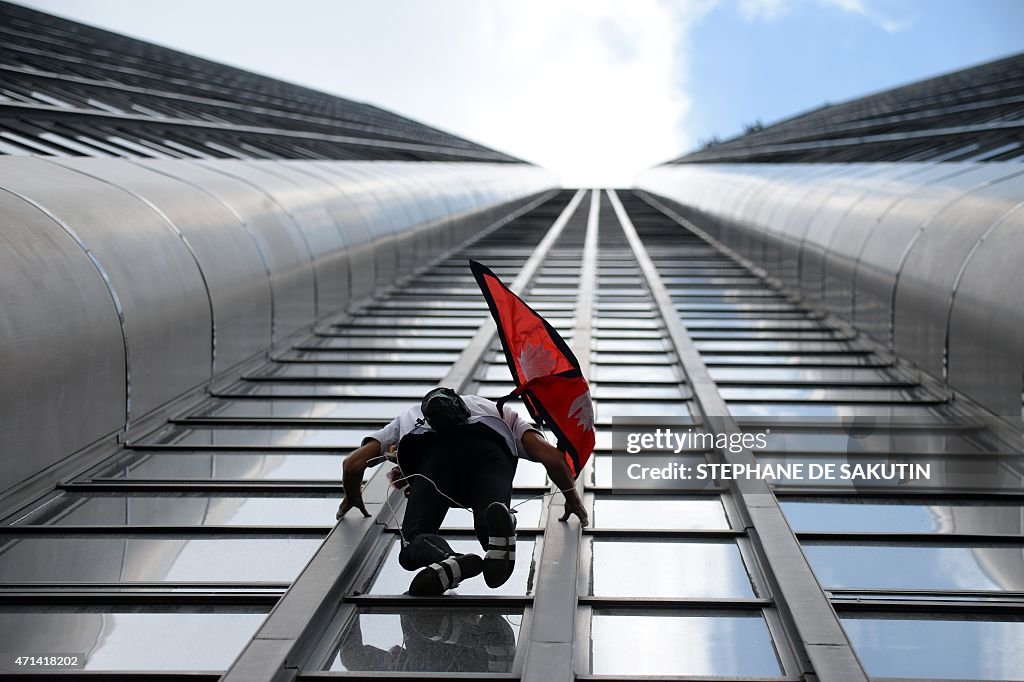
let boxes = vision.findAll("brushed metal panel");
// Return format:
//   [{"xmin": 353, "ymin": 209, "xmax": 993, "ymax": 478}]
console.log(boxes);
[
  {"xmin": 0, "ymin": 190, "xmax": 125, "ymax": 493},
  {"xmin": 50, "ymin": 157, "xmax": 272, "ymax": 373},
  {"xmin": 821, "ymin": 163, "xmax": 951, "ymax": 320},
  {"xmin": 947, "ymin": 205, "xmax": 1024, "ymax": 418},
  {"xmin": 203, "ymin": 160, "xmax": 350, "ymax": 319},
  {"xmin": 319, "ymin": 163, "xmax": 404, "ymax": 285},
  {"xmin": 893, "ymin": 168, "xmax": 1024, "ymax": 378},
  {"xmin": 754, "ymin": 165, "xmax": 842, "ymax": 286},
  {"xmin": 288, "ymin": 161, "xmax": 379, "ymax": 303},
  {"xmin": 798, "ymin": 164, "xmax": 910, "ymax": 307},
  {"xmin": 852, "ymin": 164, "xmax": 999, "ymax": 346},
  {"xmin": 0, "ymin": 157, "xmax": 210, "ymax": 419},
  {"xmin": 138, "ymin": 159, "xmax": 316, "ymax": 341}
]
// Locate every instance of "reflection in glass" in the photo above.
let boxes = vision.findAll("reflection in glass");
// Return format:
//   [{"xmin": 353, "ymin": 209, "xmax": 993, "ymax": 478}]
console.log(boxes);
[
  {"xmin": 16, "ymin": 493, "xmax": 340, "ymax": 527},
  {"xmin": 190, "ymin": 399, "xmax": 413, "ymax": 421},
  {"xmin": 142, "ymin": 426, "xmax": 365, "ymax": 449},
  {"xmin": 588, "ymin": 539, "xmax": 753, "ymax": 597},
  {"xmin": 593, "ymin": 366, "xmax": 679, "ymax": 383},
  {"xmin": 588, "ymin": 611, "xmax": 780, "ymax": 676},
  {"xmin": 592, "ymin": 495, "xmax": 729, "ymax": 529},
  {"xmin": 782, "ymin": 499, "xmax": 1024, "ymax": 534},
  {"xmin": 804, "ymin": 543, "xmax": 1024, "ymax": 591},
  {"xmin": 97, "ymin": 452, "xmax": 357, "ymax": 481},
  {"xmin": 370, "ymin": 537, "xmax": 537, "ymax": 596},
  {"xmin": 843, "ymin": 615, "xmax": 1024, "ymax": 680},
  {"xmin": 221, "ymin": 383, "xmax": 437, "ymax": 398},
  {"xmin": 0, "ymin": 536, "xmax": 323, "ymax": 583},
  {"xmin": 0, "ymin": 609, "xmax": 267, "ymax": 672},
  {"xmin": 328, "ymin": 608, "xmax": 521, "ymax": 673},
  {"xmin": 443, "ymin": 498, "xmax": 542, "ymax": 529}
]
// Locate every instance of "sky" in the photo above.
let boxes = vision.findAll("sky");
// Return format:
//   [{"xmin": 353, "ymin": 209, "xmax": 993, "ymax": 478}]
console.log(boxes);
[{"xmin": 15, "ymin": 0, "xmax": 1024, "ymax": 187}]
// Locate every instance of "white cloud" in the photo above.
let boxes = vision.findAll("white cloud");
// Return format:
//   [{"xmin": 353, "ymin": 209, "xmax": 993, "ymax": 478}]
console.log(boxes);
[
  {"xmin": 737, "ymin": 0, "xmax": 916, "ymax": 32},
  {"xmin": 738, "ymin": 0, "xmax": 791, "ymax": 21},
  {"xmin": 19, "ymin": 0, "xmax": 717, "ymax": 187}
]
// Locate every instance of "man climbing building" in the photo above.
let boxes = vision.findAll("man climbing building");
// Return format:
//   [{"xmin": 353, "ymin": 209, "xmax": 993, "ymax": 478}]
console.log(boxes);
[{"xmin": 338, "ymin": 386, "xmax": 588, "ymax": 596}]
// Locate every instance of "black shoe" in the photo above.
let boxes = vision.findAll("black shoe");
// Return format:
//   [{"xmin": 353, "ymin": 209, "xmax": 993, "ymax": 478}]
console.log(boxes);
[
  {"xmin": 483, "ymin": 502, "xmax": 516, "ymax": 588},
  {"xmin": 409, "ymin": 553, "xmax": 483, "ymax": 596}
]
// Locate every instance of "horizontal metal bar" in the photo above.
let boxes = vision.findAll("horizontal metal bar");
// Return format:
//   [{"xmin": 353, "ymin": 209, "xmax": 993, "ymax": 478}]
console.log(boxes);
[
  {"xmin": 0, "ymin": 591, "xmax": 279, "ymax": 607},
  {"xmin": 61, "ymin": 482, "xmax": 345, "ymax": 493},
  {"xmin": 579, "ymin": 597, "xmax": 771, "ymax": 609},
  {"xmin": 796, "ymin": 531, "xmax": 1024, "ymax": 545},
  {"xmin": 581, "ymin": 528, "xmax": 745, "ymax": 539},
  {"xmin": 344, "ymin": 594, "xmax": 533, "ymax": 608},
  {"xmin": 1, "ymin": 525, "xmax": 330, "ymax": 536}
]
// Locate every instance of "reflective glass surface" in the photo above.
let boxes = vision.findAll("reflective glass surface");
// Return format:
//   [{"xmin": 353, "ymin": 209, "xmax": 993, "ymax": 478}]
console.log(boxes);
[
  {"xmin": 15, "ymin": 493, "xmax": 340, "ymax": 527},
  {"xmin": 142, "ymin": 427, "xmax": 365, "ymax": 448},
  {"xmin": 596, "ymin": 401, "xmax": 691, "ymax": 420},
  {"xmin": 587, "ymin": 611, "xmax": 781, "ymax": 676},
  {"xmin": 190, "ymin": 399, "xmax": 412, "ymax": 421},
  {"xmin": 220, "ymin": 383, "xmax": 437, "ymax": 398},
  {"xmin": 0, "ymin": 536, "xmax": 322, "ymax": 583},
  {"xmin": 370, "ymin": 537, "xmax": 537, "ymax": 596},
  {"xmin": 587, "ymin": 539, "xmax": 754, "ymax": 597},
  {"xmin": 804, "ymin": 542, "xmax": 1024, "ymax": 591},
  {"xmin": 592, "ymin": 384, "xmax": 685, "ymax": 400},
  {"xmin": 591, "ymin": 495, "xmax": 729, "ymax": 529},
  {"xmin": 0, "ymin": 608, "xmax": 267, "ymax": 671},
  {"xmin": 730, "ymin": 403, "xmax": 952, "ymax": 419},
  {"xmin": 758, "ymin": 430, "xmax": 982, "ymax": 454},
  {"xmin": 327, "ymin": 608, "xmax": 522, "ymax": 673},
  {"xmin": 710, "ymin": 367, "xmax": 900, "ymax": 382},
  {"xmin": 442, "ymin": 498, "xmax": 543, "ymax": 529},
  {"xmin": 720, "ymin": 387, "xmax": 933, "ymax": 402},
  {"xmin": 782, "ymin": 499, "xmax": 1024, "ymax": 534},
  {"xmin": 258, "ymin": 364, "xmax": 448, "ymax": 380},
  {"xmin": 843, "ymin": 615, "xmax": 1024, "ymax": 680},
  {"xmin": 513, "ymin": 464, "xmax": 548, "ymax": 488},
  {"xmin": 98, "ymin": 452, "xmax": 355, "ymax": 481},
  {"xmin": 593, "ymin": 366, "xmax": 679, "ymax": 383}
]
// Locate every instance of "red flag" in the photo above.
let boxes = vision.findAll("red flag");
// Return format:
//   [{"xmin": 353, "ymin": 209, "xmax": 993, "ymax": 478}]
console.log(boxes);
[{"xmin": 470, "ymin": 260, "xmax": 595, "ymax": 478}]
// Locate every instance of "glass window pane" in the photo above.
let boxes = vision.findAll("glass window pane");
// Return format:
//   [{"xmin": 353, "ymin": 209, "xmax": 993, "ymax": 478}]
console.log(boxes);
[
  {"xmin": 326, "ymin": 608, "xmax": 522, "ymax": 673},
  {"xmin": 592, "ymin": 384, "xmax": 685, "ymax": 400},
  {"xmin": 140, "ymin": 426, "xmax": 365, "ymax": 448},
  {"xmin": 587, "ymin": 611, "xmax": 781, "ymax": 676},
  {"xmin": 258, "ymin": 364, "xmax": 447, "ymax": 380},
  {"xmin": 220, "ymin": 382, "xmax": 437, "ymax": 398},
  {"xmin": 14, "ymin": 493, "xmax": 339, "ymax": 527},
  {"xmin": 0, "ymin": 536, "xmax": 323, "ymax": 583},
  {"xmin": 0, "ymin": 608, "xmax": 267, "ymax": 672},
  {"xmin": 513, "ymin": 464, "xmax": 548, "ymax": 488},
  {"xmin": 596, "ymin": 401, "xmax": 691, "ymax": 420},
  {"xmin": 721, "ymin": 386, "xmax": 936, "ymax": 402},
  {"xmin": 804, "ymin": 542, "xmax": 1024, "ymax": 591},
  {"xmin": 442, "ymin": 497, "xmax": 543, "ymax": 530},
  {"xmin": 588, "ymin": 539, "xmax": 754, "ymax": 598},
  {"xmin": 368, "ymin": 537, "xmax": 537, "ymax": 596},
  {"xmin": 592, "ymin": 495, "xmax": 728, "ymax": 529},
  {"xmin": 782, "ymin": 499, "xmax": 1024, "ymax": 534},
  {"xmin": 593, "ymin": 366, "xmax": 679, "ymax": 383},
  {"xmin": 190, "ymin": 399, "xmax": 411, "ymax": 420},
  {"xmin": 843, "ymin": 615, "xmax": 1024, "ymax": 681},
  {"xmin": 731, "ymin": 403, "xmax": 955, "ymax": 419},
  {"xmin": 96, "ymin": 451, "xmax": 357, "ymax": 481}
]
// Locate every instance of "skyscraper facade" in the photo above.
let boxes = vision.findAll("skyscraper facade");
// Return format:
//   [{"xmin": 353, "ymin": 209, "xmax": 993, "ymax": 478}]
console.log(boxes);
[{"xmin": 1, "ymin": 3, "xmax": 1022, "ymax": 681}]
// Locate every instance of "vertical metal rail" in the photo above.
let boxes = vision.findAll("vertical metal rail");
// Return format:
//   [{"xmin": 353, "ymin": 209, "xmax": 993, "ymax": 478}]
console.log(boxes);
[
  {"xmin": 606, "ymin": 189, "xmax": 870, "ymax": 682},
  {"xmin": 223, "ymin": 189, "xmax": 587, "ymax": 682},
  {"xmin": 520, "ymin": 190, "xmax": 599, "ymax": 682}
]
